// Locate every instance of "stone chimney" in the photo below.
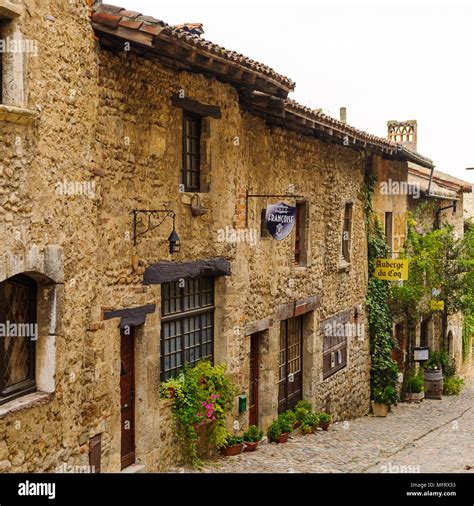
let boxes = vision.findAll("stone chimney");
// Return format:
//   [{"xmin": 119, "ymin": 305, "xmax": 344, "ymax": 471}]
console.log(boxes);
[
  {"xmin": 387, "ymin": 120, "xmax": 417, "ymax": 152},
  {"xmin": 339, "ymin": 107, "xmax": 347, "ymax": 124}
]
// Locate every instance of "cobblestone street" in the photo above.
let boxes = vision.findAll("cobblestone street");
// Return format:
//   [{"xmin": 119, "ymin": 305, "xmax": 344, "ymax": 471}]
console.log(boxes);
[{"xmin": 179, "ymin": 377, "xmax": 474, "ymax": 474}]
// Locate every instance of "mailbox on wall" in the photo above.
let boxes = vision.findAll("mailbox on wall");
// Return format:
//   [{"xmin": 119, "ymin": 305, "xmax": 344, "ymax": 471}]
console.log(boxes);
[{"xmin": 238, "ymin": 394, "xmax": 247, "ymax": 414}]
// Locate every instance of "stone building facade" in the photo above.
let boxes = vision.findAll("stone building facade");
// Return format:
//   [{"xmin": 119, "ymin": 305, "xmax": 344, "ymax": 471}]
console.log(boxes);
[
  {"xmin": 0, "ymin": 0, "xmax": 436, "ymax": 473},
  {"xmin": 376, "ymin": 119, "xmax": 473, "ymax": 377}
]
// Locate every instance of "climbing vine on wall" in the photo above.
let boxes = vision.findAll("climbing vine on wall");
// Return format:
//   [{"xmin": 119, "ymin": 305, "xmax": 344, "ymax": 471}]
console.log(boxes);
[{"xmin": 363, "ymin": 173, "xmax": 399, "ymax": 406}]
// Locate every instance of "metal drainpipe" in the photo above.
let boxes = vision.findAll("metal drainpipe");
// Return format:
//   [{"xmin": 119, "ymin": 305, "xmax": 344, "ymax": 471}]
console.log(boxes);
[{"xmin": 426, "ymin": 165, "xmax": 436, "ymax": 196}]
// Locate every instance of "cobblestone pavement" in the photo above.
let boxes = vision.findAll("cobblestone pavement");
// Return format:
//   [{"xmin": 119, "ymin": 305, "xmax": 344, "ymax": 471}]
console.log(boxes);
[{"xmin": 171, "ymin": 377, "xmax": 474, "ymax": 473}]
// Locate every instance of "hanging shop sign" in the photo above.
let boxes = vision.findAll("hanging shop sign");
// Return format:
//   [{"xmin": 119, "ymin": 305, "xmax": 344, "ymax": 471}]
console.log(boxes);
[
  {"xmin": 430, "ymin": 300, "xmax": 445, "ymax": 311},
  {"xmin": 374, "ymin": 259, "xmax": 409, "ymax": 281},
  {"xmin": 414, "ymin": 346, "xmax": 430, "ymax": 362},
  {"xmin": 265, "ymin": 201, "xmax": 296, "ymax": 240}
]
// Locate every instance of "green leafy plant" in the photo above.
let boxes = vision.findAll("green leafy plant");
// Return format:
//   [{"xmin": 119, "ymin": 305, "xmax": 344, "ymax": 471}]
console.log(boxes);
[
  {"xmin": 372, "ymin": 385, "xmax": 398, "ymax": 406},
  {"xmin": 267, "ymin": 420, "xmax": 282, "ymax": 442},
  {"xmin": 318, "ymin": 412, "xmax": 331, "ymax": 423},
  {"xmin": 294, "ymin": 401, "xmax": 313, "ymax": 422},
  {"xmin": 277, "ymin": 412, "xmax": 294, "ymax": 434},
  {"xmin": 364, "ymin": 175, "xmax": 399, "ymax": 407},
  {"xmin": 406, "ymin": 368, "xmax": 424, "ymax": 393},
  {"xmin": 442, "ymin": 376, "xmax": 464, "ymax": 395},
  {"xmin": 221, "ymin": 433, "xmax": 244, "ymax": 447},
  {"xmin": 160, "ymin": 360, "xmax": 238, "ymax": 467},
  {"xmin": 243, "ymin": 425, "xmax": 263, "ymax": 443},
  {"xmin": 303, "ymin": 411, "xmax": 319, "ymax": 428},
  {"xmin": 424, "ymin": 350, "xmax": 455, "ymax": 376}
]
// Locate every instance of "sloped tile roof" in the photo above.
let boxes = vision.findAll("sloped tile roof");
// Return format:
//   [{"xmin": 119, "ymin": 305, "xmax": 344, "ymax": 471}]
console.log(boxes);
[{"xmin": 91, "ymin": 2, "xmax": 295, "ymax": 92}]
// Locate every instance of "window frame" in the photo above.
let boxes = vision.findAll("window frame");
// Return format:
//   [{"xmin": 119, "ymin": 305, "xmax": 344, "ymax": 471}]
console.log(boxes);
[
  {"xmin": 160, "ymin": 276, "xmax": 215, "ymax": 381},
  {"xmin": 0, "ymin": 274, "xmax": 37, "ymax": 405},
  {"xmin": 341, "ymin": 202, "xmax": 353, "ymax": 264},
  {"xmin": 181, "ymin": 110, "xmax": 202, "ymax": 192}
]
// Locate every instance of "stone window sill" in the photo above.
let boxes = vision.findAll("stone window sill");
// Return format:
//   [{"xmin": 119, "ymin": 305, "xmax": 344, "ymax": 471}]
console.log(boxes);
[
  {"xmin": 0, "ymin": 0, "xmax": 24, "ymax": 18},
  {"xmin": 338, "ymin": 259, "xmax": 351, "ymax": 272},
  {"xmin": 0, "ymin": 104, "xmax": 38, "ymax": 125},
  {"xmin": 0, "ymin": 391, "xmax": 53, "ymax": 419}
]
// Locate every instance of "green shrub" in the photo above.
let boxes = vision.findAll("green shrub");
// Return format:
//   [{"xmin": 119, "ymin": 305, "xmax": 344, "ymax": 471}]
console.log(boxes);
[
  {"xmin": 222, "ymin": 434, "xmax": 243, "ymax": 447},
  {"xmin": 424, "ymin": 350, "xmax": 456, "ymax": 377},
  {"xmin": 267, "ymin": 421, "xmax": 282, "ymax": 442},
  {"xmin": 295, "ymin": 400, "xmax": 313, "ymax": 412},
  {"xmin": 443, "ymin": 376, "xmax": 464, "ymax": 395},
  {"xmin": 407, "ymin": 368, "xmax": 424, "ymax": 393},
  {"xmin": 372, "ymin": 385, "xmax": 398, "ymax": 405},
  {"xmin": 318, "ymin": 412, "xmax": 331, "ymax": 423},
  {"xmin": 159, "ymin": 360, "xmax": 238, "ymax": 466},
  {"xmin": 243, "ymin": 425, "xmax": 263, "ymax": 443},
  {"xmin": 303, "ymin": 411, "xmax": 319, "ymax": 428},
  {"xmin": 277, "ymin": 412, "xmax": 294, "ymax": 433}
]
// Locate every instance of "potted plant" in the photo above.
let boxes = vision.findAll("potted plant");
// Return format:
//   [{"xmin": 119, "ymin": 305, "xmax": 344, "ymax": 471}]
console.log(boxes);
[
  {"xmin": 318, "ymin": 412, "xmax": 331, "ymax": 430},
  {"xmin": 267, "ymin": 415, "xmax": 292, "ymax": 444},
  {"xmin": 405, "ymin": 368, "xmax": 424, "ymax": 402},
  {"xmin": 243, "ymin": 425, "xmax": 263, "ymax": 452},
  {"xmin": 372, "ymin": 385, "xmax": 397, "ymax": 417},
  {"xmin": 294, "ymin": 400, "xmax": 313, "ymax": 426},
  {"xmin": 301, "ymin": 412, "xmax": 319, "ymax": 435},
  {"xmin": 277, "ymin": 413, "xmax": 294, "ymax": 436},
  {"xmin": 220, "ymin": 434, "xmax": 244, "ymax": 457},
  {"xmin": 267, "ymin": 420, "xmax": 283, "ymax": 443},
  {"xmin": 281, "ymin": 410, "xmax": 298, "ymax": 429}
]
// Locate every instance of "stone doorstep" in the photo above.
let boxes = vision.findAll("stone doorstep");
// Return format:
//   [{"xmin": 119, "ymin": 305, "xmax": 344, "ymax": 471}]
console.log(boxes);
[{"xmin": 120, "ymin": 463, "xmax": 146, "ymax": 473}]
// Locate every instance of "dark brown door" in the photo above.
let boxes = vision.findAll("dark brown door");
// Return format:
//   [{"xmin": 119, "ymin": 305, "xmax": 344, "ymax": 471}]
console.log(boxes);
[
  {"xmin": 120, "ymin": 327, "xmax": 135, "ymax": 469},
  {"xmin": 249, "ymin": 334, "xmax": 260, "ymax": 426},
  {"xmin": 278, "ymin": 316, "xmax": 303, "ymax": 414}
]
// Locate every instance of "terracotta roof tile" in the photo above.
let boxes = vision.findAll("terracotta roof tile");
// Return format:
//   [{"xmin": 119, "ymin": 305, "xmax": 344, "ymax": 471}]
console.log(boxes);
[
  {"xmin": 92, "ymin": 11, "xmax": 121, "ymax": 28},
  {"xmin": 91, "ymin": 1, "xmax": 294, "ymax": 92},
  {"xmin": 118, "ymin": 18, "xmax": 143, "ymax": 29}
]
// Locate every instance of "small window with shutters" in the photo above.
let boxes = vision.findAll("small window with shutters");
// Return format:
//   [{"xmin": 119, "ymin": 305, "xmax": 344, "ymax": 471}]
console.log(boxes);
[{"xmin": 182, "ymin": 111, "xmax": 202, "ymax": 192}]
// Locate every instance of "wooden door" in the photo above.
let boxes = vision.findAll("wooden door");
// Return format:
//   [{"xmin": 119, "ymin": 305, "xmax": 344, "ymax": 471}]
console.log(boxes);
[
  {"xmin": 278, "ymin": 316, "xmax": 303, "ymax": 414},
  {"xmin": 249, "ymin": 334, "xmax": 260, "ymax": 426},
  {"xmin": 120, "ymin": 327, "xmax": 135, "ymax": 469}
]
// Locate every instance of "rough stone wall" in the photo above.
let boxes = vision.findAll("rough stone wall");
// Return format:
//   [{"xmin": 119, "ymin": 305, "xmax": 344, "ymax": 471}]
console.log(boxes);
[
  {"xmin": 1, "ymin": 13, "xmax": 373, "ymax": 473},
  {"xmin": 0, "ymin": 0, "xmax": 100, "ymax": 473},
  {"xmin": 371, "ymin": 155, "xmax": 409, "ymax": 256}
]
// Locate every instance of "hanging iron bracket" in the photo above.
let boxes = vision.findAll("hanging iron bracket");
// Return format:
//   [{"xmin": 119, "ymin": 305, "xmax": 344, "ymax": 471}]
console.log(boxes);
[
  {"xmin": 245, "ymin": 190, "xmax": 304, "ymax": 227},
  {"xmin": 132, "ymin": 209, "xmax": 176, "ymax": 246}
]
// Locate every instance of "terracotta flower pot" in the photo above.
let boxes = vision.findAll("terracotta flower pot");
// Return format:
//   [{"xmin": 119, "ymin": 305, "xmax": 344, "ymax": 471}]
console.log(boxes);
[
  {"xmin": 167, "ymin": 386, "xmax": 176, "ymax": 398},
  {"xmin": 319, "ymin": 421, "xmax": 330, "ymax": 431},
  {"xmin": 220, "ymin": 443, "xmax": 244, "ymax": 456},
  {"xmin": 243, "ymin": 441, "xmax": 259, "ymax": 452},
  {"xmin": 293, "ymin": 421, "xmax": 301, "ymax": 429},
  {"xmin": 276, "ymin": 432, "xmax": 290, "ymax": 444}
]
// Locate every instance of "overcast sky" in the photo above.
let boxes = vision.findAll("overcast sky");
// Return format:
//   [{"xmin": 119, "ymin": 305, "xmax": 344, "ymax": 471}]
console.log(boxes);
[{"xmin": 118, "ymin": 0, "xmax": 474, "ymax": 183}]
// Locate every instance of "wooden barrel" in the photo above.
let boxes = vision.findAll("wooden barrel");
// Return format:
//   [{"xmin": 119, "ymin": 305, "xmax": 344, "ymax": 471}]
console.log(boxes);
[{"xmin": 424, "ymin": 368, "xmax": 443, "ymax": 399}]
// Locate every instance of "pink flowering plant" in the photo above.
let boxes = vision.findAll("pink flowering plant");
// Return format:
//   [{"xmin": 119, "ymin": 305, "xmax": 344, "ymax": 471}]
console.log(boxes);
[{"xmin": 160, "ymin": 360, "xmax": 237, "ymax": 466}]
